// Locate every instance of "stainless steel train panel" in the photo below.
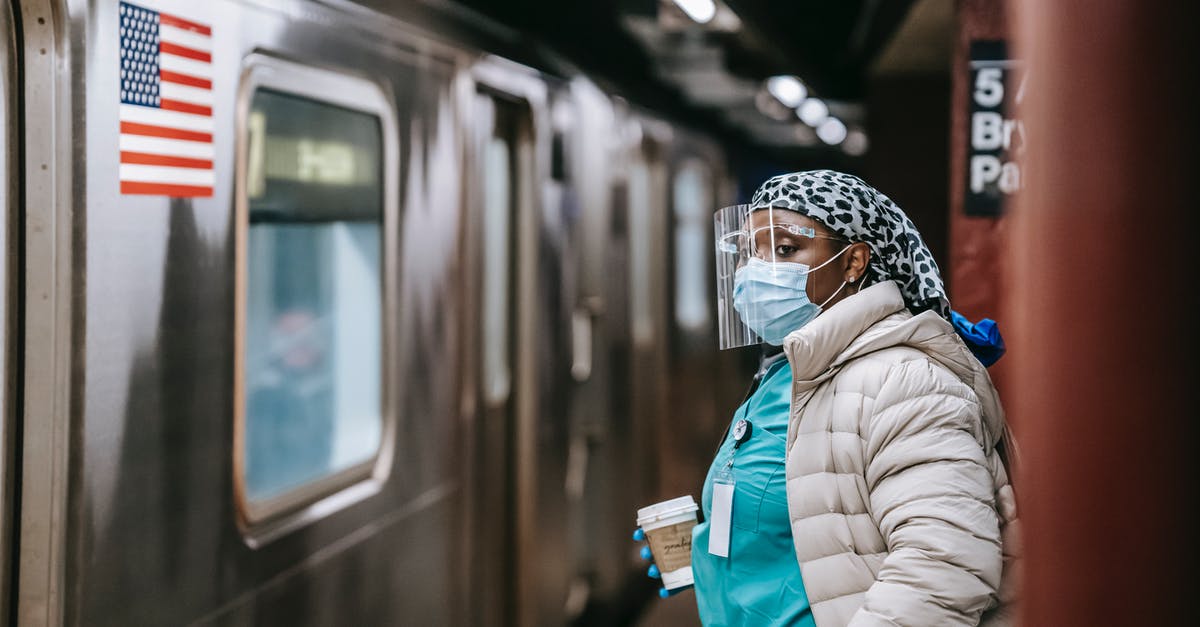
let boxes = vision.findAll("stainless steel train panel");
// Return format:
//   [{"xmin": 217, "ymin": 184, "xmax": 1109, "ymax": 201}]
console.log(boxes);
[{"xmin": 56, "ymin": 0, "xmax": 468, "ymax": 624}]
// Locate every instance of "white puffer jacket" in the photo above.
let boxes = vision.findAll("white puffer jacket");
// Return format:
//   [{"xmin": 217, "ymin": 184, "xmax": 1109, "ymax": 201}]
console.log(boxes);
[{"xmin": 783, "ymin": 281, "xmax": 1019, "ymax": 627}]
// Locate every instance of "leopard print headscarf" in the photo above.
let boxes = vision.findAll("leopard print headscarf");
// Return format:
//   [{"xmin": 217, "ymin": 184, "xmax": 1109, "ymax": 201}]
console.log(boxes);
[{"xmin": 750, "ymin": 170, "xmax": 950, "ymax": 319}]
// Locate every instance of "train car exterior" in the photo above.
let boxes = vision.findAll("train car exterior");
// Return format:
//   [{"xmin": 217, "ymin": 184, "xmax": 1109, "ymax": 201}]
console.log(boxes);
[{"xmin": 2, "ymin": 0, "xmax": 738, "ymax": 624}]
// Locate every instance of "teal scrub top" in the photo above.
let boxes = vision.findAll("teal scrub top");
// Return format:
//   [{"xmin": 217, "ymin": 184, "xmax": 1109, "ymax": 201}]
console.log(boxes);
[{"xmin": 691, "ymin": 358, "xmax": 816, "ymax": 627}]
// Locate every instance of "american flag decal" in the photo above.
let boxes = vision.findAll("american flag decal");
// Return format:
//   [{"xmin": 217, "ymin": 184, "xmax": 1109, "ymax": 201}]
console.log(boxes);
[{"xmin": 118, "ymin": 1, "xmax": 214, "ymax": 197}]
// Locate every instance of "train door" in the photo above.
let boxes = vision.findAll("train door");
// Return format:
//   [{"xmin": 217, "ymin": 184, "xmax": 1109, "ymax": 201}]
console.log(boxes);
[
  {"xmin": 467, "ymin": 60, "xmax": 581, "ymax": 627},
  {"xmin": 466, "ymin": 87, "xmax": 517, "ymax": 627},
  {"xmin": 0, "ymin": 3, "xmax": 14, "ymax": 621},
  {"xmin": 467, "ymin": 81, "xmax": 539, "ymax": 627},
  {"xmin": 555, "ymin": 83, "xmax": 642, "ymax": 625},
  {"xmin": 568, "ymin": 116, "xmax": 671, "ymax": 622},
  {"xmin": 625, "ymin": 131, "xmax": 669, "ymax": 507},
  {"xmin": 660, "ymin": 152, "xmax": 734, "ymax": 499},
  {"xmin": 586, "ymin": 123, "xmax": 633, "ymax": 605}
]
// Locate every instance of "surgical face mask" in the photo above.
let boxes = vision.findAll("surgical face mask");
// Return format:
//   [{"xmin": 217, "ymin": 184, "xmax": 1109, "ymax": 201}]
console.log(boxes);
[{"xmin": 731, "ymin": 247, "xmax": 851, "ymax": 345}]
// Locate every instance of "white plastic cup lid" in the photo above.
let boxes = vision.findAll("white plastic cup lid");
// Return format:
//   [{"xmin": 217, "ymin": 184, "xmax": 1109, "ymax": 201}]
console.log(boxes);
[{"xmin": 636, "ymin": 495, "xmax": 698, "ymax": 526}]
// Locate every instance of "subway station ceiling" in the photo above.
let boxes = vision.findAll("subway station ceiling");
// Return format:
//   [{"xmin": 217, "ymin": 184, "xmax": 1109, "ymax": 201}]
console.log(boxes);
[{"xmin": 439, "ymin": 0, "xmax": 948, "ymax": 158}]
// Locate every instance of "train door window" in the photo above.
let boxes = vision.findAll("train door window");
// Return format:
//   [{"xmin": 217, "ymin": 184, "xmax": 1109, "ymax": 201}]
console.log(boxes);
[
  {"xmin": 672, "ymin": 159, "xmax": 712, "ymax": 332},
  {"xmin": 471, "ymin": 89, "xmax": 536, "ymax": 624},
  {"xmin": 235, "ymin": 57, "xmax": 397, "ymax": 523},
  {"xmin": 628, "ymin": 159, "xmax": 654, "ymax": 344},
  {"xmin": 482, "ymin": 127, "xmax": 513, "ymax": 405}
]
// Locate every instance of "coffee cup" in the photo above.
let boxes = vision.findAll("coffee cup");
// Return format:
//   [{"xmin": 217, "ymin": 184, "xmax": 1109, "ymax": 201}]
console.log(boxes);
[{"xmin": 636, "ymin": 495, "xmax": 700, "ymax": 590}]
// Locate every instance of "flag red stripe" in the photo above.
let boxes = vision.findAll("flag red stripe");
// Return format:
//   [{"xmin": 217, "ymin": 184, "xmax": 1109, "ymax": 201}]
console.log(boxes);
[
  {"xmin": 121, "ymin": 181, "xmax": 214, "ymax": 197},
  {"xmin": 120, "ymin": 151, "xmax": 213, "ymax": 169},
  {"xmin": 160, "ymin": 70, "xmax": 212, "ymax": 90},
  {"xmin": 158, "ymin": 13, "xmax": 212, "ymax": 36},
  {"xmin": 159, "ymin": 98, "xmax": 212, "ymax": 116},
  {"xmin": 120, "ymin": 121, "xmax": 212, "ymax": 143},
  {"xmin": 159, "ymin": 41, "xmax": 211, "ymax": 63}
]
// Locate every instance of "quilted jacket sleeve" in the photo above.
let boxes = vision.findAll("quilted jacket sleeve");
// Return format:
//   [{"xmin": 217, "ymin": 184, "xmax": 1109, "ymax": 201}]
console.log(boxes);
[{"xmin": 848, "ymin": 358, "xmax": 1003, "ymax": 627}]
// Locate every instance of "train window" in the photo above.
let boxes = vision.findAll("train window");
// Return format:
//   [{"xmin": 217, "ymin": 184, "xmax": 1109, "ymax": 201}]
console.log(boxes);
[
  {"xmin": 673, "ymin": 160, "xmax": 713, "ymax": 332},
  {"xmin": 482, "ymin": 134, "xmax": 513, "ymax": 404},
  {"xmin": 628, "ymin": 160, "xmax": 654, "ymax": 344},
  {"xmin": 235, "ymin": 57, "xmax": 397, "ymax": 524}
]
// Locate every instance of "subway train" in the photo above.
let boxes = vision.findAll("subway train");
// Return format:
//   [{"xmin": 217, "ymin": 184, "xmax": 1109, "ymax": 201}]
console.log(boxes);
[{"xmin": 1, "ymin": 0, "xmax": 761, "ymax": 624}]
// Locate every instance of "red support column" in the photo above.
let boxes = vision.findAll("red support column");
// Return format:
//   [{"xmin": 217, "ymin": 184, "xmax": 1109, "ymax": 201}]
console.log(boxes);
[
  {"xmin": 948, "ymin": 0, "xmax": 1011, "ymax": 396},
  {"xmin": 1009, "ymin": 2, "xmax": 1199, "ymax": 624}
]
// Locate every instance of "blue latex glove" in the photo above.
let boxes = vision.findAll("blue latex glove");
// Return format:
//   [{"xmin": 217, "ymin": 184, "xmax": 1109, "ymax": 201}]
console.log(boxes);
[
  {"xmin": 633, "ymin": 527, "xmax": 692, "ymax": 598},
  {"xmin": 950, "ymin": 310, "xmax": 1006, "ymax": 367}
]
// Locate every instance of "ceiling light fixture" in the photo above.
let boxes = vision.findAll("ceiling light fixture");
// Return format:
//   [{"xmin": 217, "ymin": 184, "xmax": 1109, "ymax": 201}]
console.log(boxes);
[
  {"xmin": 797, "ymin": 98, "xmax": 829, "ymax": 126},
  {"xmin": 672, "ymin": 0, "xmax": 717, "ymax": 25},
  {"xmin": 817, "ymin": 117, "xmax": 848, "ymax": 145},
  {"xmin": 766, "ymin": 75, "xmax": 807, "ymax": 108}
]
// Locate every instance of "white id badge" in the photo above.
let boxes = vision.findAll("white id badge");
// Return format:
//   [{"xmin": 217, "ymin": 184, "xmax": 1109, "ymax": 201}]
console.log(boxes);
[{"xmin": 708, "ymin": 471, "xmax": 734, "ymax": 558}]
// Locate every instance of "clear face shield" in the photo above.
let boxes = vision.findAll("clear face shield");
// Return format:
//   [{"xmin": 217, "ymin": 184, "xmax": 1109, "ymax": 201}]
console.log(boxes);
[
  {"xmin": 714, "ymin": 205, "xmax": 850, "ymax": 350},
  {"xmin": 714, "ymin": 205, "xmax": 760, "ymax": 350}
]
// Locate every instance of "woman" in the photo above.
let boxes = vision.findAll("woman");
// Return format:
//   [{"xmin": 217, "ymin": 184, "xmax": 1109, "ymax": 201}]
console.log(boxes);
[{"xmin": 639, "ymin": 170, "xmax": 1017, "ymax": 626}]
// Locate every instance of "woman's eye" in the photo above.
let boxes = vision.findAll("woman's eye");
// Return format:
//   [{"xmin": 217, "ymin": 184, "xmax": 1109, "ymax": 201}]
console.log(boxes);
[{"xmin": 775, "ymin": 245, "xmax": 797, "ymax": 258}]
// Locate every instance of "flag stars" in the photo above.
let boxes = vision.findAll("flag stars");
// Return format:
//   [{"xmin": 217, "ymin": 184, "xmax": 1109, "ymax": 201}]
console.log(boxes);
[
  {"xmin": 117, "ymin": 4, "xmax": 213, "ymax": 198},
  {"xmin": 117, "ymin": 3, "xmax": 161, "ymax": 107}
]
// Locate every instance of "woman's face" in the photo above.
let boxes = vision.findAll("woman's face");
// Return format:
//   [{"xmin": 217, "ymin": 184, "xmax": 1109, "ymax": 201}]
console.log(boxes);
[{"xmin": 747, "ymin": 209, "xmax": 869, "ymax": 309}]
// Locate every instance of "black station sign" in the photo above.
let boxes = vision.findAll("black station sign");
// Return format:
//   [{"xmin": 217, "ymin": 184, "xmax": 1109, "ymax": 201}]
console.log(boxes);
[{"xmin": 966, "ymin": 40, "xmax": 1024, "ymax": 216}]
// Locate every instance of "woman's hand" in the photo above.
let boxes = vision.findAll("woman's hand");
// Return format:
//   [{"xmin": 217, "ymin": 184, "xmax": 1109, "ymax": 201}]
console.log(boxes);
[{"xmin": 633, "ymin": 528, "xmax": 692, "ymax": 598}]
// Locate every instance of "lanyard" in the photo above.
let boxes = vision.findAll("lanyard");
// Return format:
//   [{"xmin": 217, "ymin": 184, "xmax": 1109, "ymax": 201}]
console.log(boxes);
[
  {"xmin": 709, "ymin": 376, "xmax": 763, "ymax": 559},
  {"xmin": 713, "ymin": 350, "xmax": 786, "ymax": 459}
]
